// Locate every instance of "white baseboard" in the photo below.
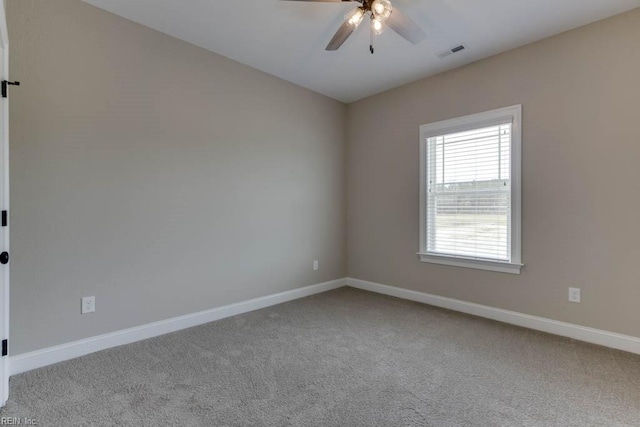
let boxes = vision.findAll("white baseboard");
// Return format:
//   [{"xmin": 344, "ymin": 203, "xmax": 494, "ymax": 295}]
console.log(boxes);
[
  {"xmin": 347, "ymin": 278, "xmax": 640, "ymax": 356},
  {"xmin": 10, "ymin": 278, "xmax": 347, "ymax": 376},
  {"xmin": 12, "ymin": 276, "xmax": 638, "ymax": 376}
]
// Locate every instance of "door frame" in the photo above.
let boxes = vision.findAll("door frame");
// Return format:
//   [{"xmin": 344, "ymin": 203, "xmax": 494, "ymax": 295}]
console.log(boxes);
[{"xmin": 0, "ymin": 0, "xmax": 10, "ymax": 407}]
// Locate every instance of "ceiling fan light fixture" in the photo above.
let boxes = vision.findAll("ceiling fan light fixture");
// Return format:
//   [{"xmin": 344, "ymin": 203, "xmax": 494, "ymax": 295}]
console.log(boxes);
[
  {"xmin": 371, "ymin": 18, "xmax": 384, "ymax": 35},
  {"xmin": 345, "ymin": 7, "xmax": 365, "ymax": 28},
  {"xmin": 371, "ymin": 0, "xmax": 393, "ymax": 22}
]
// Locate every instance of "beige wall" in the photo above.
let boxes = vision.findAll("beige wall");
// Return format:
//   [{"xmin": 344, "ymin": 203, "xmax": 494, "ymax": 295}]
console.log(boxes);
[
  {"xmin": 347, "ymin": 9, "xmax": 640, "ymax": 337},
  {"xmin": 7, "ymin": 0, "xmax": 640, "ymax": 356},
  {"xmin": 8, "ymin": 0, "xmax": 346, "ymax": 355}
]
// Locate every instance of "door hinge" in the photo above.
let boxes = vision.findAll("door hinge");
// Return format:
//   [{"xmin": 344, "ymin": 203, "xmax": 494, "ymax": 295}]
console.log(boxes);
[
  {"xmin": 1, "ymin": 339, "xmax": 6, "ymax": 357},
  {"xmin": 1, "ymin": 210, "xmax": 6, "ymax": 227},
  {"xmin": 1, "ymin": 80, "xmax": 20, "ymax": 98}
]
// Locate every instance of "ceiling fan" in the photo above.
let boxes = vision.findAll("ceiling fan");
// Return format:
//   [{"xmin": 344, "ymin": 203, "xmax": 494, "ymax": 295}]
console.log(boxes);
[{"xmin": 282, "ymin": 0, "xmax": 426, "ymax": 54}]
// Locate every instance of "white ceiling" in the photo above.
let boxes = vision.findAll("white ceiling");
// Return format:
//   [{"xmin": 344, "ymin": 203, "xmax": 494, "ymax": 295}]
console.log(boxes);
[{"xmin": 83, "ymin": 0, "xmax": 640, "ymax": 103}]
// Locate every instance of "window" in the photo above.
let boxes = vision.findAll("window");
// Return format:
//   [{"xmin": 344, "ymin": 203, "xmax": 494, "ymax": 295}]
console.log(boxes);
[{"xmin": 419, "ymin": 105, "xmax": 523, "ymax": 274}]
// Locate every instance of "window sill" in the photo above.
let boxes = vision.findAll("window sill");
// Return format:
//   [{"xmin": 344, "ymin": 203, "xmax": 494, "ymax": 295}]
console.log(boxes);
[{"xmin": 417, "ymin": 253, "xmax": 523, "ymax": 275}]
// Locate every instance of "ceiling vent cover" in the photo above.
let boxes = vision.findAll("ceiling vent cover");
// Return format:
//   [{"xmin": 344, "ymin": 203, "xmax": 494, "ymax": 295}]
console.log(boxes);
[{"xmin": 437, "ymin": 44, "xmax": 466, "ymax": 59}]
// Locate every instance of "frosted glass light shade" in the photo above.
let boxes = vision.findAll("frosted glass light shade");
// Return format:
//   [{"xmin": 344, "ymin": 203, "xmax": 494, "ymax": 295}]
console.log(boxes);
[
  {"xmin": 346, "ymin": 8, "xmax": 365, "ymax": 28},
  {"xmin": 371, "ymin": 19, "xmax": 384, "ymax": 35},
  {"xmin": 371, "ymin": 0, "xmax": 392, "ymax": 22}
]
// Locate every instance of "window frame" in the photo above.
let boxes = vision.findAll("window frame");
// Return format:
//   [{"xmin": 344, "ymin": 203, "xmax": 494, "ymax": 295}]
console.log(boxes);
[{"xmin": 418, "ymin": 105, "xmax": 523, "ymax": 274}]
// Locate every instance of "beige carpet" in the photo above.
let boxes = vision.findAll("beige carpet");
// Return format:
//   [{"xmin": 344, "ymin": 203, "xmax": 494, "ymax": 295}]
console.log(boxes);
[{"xmin": 1, "ymin": 287, "xmax": 639, "ymax": 426}]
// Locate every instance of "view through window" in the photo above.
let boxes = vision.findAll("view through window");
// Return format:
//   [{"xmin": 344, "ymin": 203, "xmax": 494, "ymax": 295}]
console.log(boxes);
[
  {"xmin": 426, "ymin": 123, "xmax": 511, "ymax": 261},
  {"xmin": 419, "ymin": 105, "xmax": 522, "ymax": 274}
]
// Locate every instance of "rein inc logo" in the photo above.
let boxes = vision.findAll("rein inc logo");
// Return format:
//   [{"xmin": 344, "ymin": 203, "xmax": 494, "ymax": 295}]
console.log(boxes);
[{"xmin": 0, "ymin": 418, "xmax": 37, "ymax": 425}]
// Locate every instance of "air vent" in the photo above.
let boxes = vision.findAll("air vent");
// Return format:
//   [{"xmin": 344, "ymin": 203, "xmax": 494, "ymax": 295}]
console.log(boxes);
[{"xmin": 437, "ymin": 44, "xmax": 467, "ymax": 59}]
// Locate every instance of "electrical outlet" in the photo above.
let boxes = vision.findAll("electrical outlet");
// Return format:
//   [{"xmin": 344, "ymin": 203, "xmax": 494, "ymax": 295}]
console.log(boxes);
[
  {"xmin": 313, "ymin": 260, "xmax": 319, "ymax": 271},
  {"xmin": 568, "ymin": 288, "xmax": 581, "ymax": 303},
  {"xmin": 81, "ymin": 296, "xmax": 95, "ymax": 314}
]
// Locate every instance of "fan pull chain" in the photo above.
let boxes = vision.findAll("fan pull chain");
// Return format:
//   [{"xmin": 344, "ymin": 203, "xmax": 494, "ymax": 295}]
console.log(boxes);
[{"xmin": 370, "ymin": 19, "xmax": 375, "ymax": 54}]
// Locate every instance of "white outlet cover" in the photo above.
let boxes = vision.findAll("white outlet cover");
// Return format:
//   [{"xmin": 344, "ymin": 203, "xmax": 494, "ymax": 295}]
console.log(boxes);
[
  {"xmin": 313, "ymin": 260, "xmax": 319, "ymax": 271},
  {"xmin": 568, "ymin": 288, "xmax": 581, "ymax": 303},
  {"xmin": 81, "ymin": 296, "xmax": 96, "ymax": 314}
]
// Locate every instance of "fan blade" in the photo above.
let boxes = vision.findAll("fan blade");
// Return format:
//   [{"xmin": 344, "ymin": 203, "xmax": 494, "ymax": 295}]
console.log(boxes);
[
  {"xmin": 326, "ymin": 21, "xmax": 357, "ymax": 51},
  {"xmin": 386, "ymin": 7, "xmax": 426, "ymax": 44},
  {"xmin": 280, "ymin": 0, "xmax": 357, "ymax": 2}
]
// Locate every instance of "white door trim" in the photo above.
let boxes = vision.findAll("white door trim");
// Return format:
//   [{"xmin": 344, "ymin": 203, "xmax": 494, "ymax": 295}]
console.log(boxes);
[{"xmin": 0, "ymin": 0, "xmax": 10, "ymax": 407}]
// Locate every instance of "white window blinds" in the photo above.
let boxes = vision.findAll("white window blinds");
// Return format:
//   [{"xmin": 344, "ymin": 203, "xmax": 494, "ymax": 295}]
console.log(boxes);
[{"xmin": 426, "ymin": 122, "xmax": 512, "ymax": 262}]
